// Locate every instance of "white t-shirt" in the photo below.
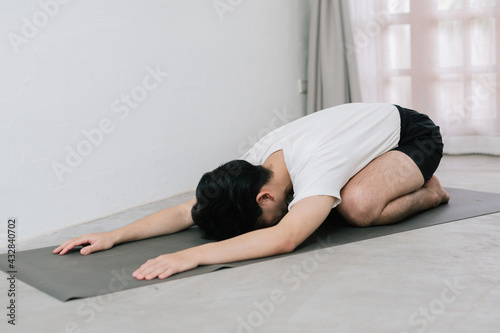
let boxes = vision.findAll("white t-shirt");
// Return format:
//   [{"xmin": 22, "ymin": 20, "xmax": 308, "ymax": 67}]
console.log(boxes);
[{"xmin": 241, "ymin": 103, "xmax": 401, "ymax": 210}]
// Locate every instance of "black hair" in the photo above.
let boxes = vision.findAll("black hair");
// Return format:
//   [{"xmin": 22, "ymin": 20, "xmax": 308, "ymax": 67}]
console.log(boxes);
[{"xmin": 191, "ymin": 160, "xmax": 273, "ymax": 240}]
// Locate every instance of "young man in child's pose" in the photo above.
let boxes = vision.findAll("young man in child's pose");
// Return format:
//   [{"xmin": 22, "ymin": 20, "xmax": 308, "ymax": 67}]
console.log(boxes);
[{"xmin": 54, "ymin": 103, "xmax": 450, "ymax": 280}]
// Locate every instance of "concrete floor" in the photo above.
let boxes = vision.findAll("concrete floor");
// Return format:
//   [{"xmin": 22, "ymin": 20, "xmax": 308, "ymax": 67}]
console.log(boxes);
[{"xmin": 1, "ymin": 155, "xmax": 499, "ymax": 333}]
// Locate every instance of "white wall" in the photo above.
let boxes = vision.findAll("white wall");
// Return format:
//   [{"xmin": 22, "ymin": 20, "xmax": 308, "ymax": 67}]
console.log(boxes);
[{"xmin": 0, "ymin": 0, "xmax": 310, "ymax": 244}]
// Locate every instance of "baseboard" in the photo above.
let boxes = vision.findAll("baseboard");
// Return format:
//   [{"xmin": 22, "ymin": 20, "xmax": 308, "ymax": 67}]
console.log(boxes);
[{"xmin": 443, "ymin": 135, "xmax": 500, "ymax": 156}]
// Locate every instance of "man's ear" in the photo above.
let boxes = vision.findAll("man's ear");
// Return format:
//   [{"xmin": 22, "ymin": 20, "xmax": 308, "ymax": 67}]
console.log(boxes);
[{"xmin": 256, "ymin": 191, "xmax": 274, "ymax": 205}]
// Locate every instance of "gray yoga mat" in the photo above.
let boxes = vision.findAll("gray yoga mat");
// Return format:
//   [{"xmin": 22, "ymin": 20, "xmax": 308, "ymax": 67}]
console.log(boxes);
[{"xmin": 1, "ymin": 187, "xmax": 500, "ymax": 302}]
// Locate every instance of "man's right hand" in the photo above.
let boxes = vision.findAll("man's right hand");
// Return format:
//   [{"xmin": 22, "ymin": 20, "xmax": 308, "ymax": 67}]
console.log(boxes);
[{"xmin": 52, "ymin": 232, "xmax": 118, "ymax": 256}]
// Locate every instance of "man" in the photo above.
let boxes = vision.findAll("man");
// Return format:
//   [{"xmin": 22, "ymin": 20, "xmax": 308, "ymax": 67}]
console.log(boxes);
[{"xmin": 53, "ymin": 103, "xmax": 450, "ymax": 281}]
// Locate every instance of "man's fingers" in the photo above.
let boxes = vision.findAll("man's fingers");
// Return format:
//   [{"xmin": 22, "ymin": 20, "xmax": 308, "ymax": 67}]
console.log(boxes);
[
  {"xmin": 133, "ymin": 259, "xmax": 163, "ymax": 280},
  {"xmin": 52, "ymin": 244, "xmax": 64, "ymax": 253},
  {"xmin": 146, "ymin": 265, "xmax": 172, "ymax": 280},
  {"xmin": 132, "ymin": 264, "xmax": 152, "ymax": 280},
  {"xmin": 142, "ymin": 266, "xmax": 172, "ymax": 280},
  {"xmin": 157, "ymin": 269, "xmax": 174, "ymax": 280},
  {"xmin": 80, "ymin": 244, "xmax": 96, "ymax": 255},
  {"xmin": 132, "ymin": 257, "xmax": 176, "ymax": 281},
  {"xmin": 58, "ymin": 242, "xmax": 77, "ymax": 255},
  {"xmin": 53, "ymin": 241, "xmax": 73, "ymax": 255},
  {"xmin": 53, "ymin": 239, "xmax": 74, "ymax": 253},
  {"xmin": 53, "ymin": 237, "xmax": 91, "ymax": 255}
]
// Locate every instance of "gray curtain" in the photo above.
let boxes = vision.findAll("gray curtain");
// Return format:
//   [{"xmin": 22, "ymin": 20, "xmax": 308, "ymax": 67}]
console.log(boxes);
[{"xmin": 307, "ymin": 0, "xmax": 361, "ymax": 114}]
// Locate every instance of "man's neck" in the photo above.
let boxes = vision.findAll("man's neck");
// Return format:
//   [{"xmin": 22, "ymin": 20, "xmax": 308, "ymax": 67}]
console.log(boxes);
[{"xmin": 262, "ymin": 150, "xmax": 293, "ymax": 197}]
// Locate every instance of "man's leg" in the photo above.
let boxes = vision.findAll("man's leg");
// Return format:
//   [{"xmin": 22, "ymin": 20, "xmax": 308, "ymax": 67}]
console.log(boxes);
[{"xmin": 336, "ymin": 151, "xmax": 450, "ymax": 227}]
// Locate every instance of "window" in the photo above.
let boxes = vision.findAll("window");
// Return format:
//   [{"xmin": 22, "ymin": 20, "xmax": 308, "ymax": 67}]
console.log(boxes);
[{"xmin": 349, "ymin": 0, "xmax": 499, "ymax": 138}]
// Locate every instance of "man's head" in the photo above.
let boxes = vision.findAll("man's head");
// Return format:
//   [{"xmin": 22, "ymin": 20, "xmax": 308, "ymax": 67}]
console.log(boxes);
[{"xmin": 191, "ymin": 160, "xmax": 278, "ymax": 240}]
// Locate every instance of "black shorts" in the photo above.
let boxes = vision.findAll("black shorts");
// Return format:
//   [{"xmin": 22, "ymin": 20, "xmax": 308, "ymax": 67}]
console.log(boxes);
[{"xmin": 392, "ymin": 105, "xmax": 444, "ymax": 181}]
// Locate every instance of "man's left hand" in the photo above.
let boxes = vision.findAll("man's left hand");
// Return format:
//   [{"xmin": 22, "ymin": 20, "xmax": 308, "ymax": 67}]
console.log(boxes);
[{"xmin": 132, "ymin": 252, "xmax": 198, "ymax": 280}]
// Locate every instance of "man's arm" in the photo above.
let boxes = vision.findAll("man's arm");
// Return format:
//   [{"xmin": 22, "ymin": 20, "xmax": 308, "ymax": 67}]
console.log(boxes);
[
  {"xmin": 111, "ymin": 198, "xmax": 196, "ymax": 244},
  {"xmin": 132, "ymin": 195, "xmax": 335, "ymax": 280},
  {"xmin": 53, "ymin": 198, "xmax": 196, "ymax": 255}
]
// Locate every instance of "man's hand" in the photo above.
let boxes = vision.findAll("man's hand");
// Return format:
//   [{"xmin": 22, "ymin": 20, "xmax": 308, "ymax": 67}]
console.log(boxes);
[
  {"xmin": 52, "ymin": 232, "xmax": 118, "ymax": 255},
  {"xmin": 132, "ymin": 252, "xmax": 198, "ymax": 280}
]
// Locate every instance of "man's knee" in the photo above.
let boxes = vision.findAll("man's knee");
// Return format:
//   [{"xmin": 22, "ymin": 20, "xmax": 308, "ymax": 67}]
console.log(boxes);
[{"xmin": 337, "ymin": 189, "xmax": 381, "ymax": 227}]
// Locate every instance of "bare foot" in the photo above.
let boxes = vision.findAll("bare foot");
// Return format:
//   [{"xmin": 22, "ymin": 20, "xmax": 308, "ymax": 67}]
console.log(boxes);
[{"xmin": 423, "ymin": 175, "xmax": 450, "ymax": 206}]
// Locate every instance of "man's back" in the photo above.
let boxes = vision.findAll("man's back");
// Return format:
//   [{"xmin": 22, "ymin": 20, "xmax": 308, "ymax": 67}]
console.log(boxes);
[{"xmin": 242, "ymin": 103, "xmax": 401, "ymax": 209}]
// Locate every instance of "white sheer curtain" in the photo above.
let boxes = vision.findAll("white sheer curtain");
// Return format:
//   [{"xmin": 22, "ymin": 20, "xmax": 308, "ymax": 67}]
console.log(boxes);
[{"xmin": 347, "ymin": 0, "xmax": 500, "ymax": 155}]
